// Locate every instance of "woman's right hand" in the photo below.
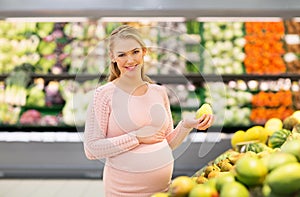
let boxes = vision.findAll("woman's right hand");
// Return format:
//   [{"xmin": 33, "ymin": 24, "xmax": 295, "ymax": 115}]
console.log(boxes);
[{"xmin": 134, "ymin": 125, "xmax": 165, "ymax": 144}]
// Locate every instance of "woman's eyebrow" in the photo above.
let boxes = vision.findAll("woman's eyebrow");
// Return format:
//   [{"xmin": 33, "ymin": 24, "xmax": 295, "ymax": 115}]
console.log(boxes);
[{"xmin": 117, "ymin": 48, "xmax": 140, "ymax": 54}]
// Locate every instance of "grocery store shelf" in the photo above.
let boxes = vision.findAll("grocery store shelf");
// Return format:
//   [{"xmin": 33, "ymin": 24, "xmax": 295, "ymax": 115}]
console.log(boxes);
[
  {"xmin": 0, "ymin": 137, "xmax": 231, "ymax": 178},
  {"xmin": 0, "ymin": 125, "xmax": 83, "ymax": 132},
  {"xmin": 0, "ymin": 0, "xmax": 299, "ymax": 18},
  {"xmin": 0, "ymin": 125, "xmax": 251, "ymax": 134},
  {"xmin": 1, "ymin": 73, "xmax": 299, "ymax": 84}
]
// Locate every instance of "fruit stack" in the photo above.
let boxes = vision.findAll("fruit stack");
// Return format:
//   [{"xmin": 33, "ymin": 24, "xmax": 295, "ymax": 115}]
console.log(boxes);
[
  {"xmin": 151, "ymin": 112, "xmax": 300, "ymax": 197},
  {"xmin": 244, "ymin": 22, "xmax": 286, "ymax": 74},
  {"xmin": 250, "ymin": 90, "xmax": 294, "ymax": 124}
]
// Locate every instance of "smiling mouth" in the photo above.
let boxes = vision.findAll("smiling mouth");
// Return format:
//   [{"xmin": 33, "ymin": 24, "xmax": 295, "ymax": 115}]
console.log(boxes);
[{"xmin": 125, "ymin": 65, "xmax": 138, "ymax": 71}]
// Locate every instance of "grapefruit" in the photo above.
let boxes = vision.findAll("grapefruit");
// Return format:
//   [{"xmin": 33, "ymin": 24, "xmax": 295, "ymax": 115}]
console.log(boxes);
[
  {"xmin": 265, "ymin": 152, "xmax": 297, "ymax": 171},
  {"xmin": 220, "ymin": 181, "xmax": 249, "ymax": 197},
  {"xmin": 266, "ymin": 163, "xmax": 300, "ymax": 195},
  {"xmin": 235, "ymin": 156, "xmax": 268, "ymax": 186},
  {"xmin": 215, "ymin": 173, "xmax": 235, "ymax": 192},
  {"xmin": 169, "ymin": 176, "xmax": 195, "ymax": 197},
  {"xmin": 188, "ymin": 184, "xmax": 218, "ymax": 197},
  {"xmin": 281, "ymin": 139, "xmax": 300, "ymax": 161}
]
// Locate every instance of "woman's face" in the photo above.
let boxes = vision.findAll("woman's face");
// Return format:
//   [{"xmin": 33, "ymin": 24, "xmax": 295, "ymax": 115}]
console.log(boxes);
[{"xmin": 111, "ymin": 38, "xmax": 146, "ymax": 76}]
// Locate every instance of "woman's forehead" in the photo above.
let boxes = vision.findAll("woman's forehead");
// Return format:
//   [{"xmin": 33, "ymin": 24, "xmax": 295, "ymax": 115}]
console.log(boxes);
[{"xmin": 113, "ymin": 38, "xmax": 141, "ymax": 53}]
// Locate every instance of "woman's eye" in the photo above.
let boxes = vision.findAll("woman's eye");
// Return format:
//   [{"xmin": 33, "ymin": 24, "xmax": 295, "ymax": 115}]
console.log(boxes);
[
  {"xmin": 118, "ymin": 54, "xmax": 125, "ymax": 57},
  {"xmin": 133, "ymin": 50, "xmax": 140, "ymax": 54}
]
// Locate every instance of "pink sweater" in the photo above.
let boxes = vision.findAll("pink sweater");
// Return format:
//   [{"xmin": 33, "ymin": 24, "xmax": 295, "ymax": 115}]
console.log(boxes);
[{"xmin": 84, "ymin": 82, "xmax": 192, "ymax": 196}]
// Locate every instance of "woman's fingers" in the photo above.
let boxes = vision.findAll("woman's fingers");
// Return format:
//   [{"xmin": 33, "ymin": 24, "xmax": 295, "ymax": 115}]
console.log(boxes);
[{"xmin": 197, "ymin": 115, "xmax": 214, "ymax": 130}]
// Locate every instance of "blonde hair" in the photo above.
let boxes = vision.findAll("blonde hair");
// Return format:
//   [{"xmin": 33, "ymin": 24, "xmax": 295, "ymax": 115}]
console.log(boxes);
[{"xmin": 107, "ymin": 25, "xmax": 153, "ymax": 83}]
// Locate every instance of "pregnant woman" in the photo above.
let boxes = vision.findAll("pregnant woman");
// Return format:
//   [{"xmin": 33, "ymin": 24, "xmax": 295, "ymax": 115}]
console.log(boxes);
[{"xmin": 84, "ymin": 25, "xmax": 213, "ymax": 196}]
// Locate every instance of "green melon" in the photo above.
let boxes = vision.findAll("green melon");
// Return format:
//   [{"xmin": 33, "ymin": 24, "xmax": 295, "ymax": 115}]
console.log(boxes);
[{"xmin": 268, "ymin": 129, "xmax": 291, "ymax": 148}]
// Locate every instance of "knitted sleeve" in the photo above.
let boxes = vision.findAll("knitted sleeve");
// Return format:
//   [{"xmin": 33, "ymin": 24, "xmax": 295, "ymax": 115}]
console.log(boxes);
[
  {"xmin": 161, "ymin": 86, "xmax": 193, "ymax": 150},
  {"xmin": 83, "ymin": 86, "xmax": 139, "ymax": 160}
]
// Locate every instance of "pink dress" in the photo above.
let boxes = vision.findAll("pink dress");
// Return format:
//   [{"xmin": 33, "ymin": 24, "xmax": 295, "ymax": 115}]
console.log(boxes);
[{"xmin": 84, "ymin": 82, "xmax": 192, "ymax": 197}]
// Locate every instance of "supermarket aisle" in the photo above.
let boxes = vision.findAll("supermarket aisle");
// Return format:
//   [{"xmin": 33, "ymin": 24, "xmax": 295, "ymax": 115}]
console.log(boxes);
[{"xmin": 0, "ymin": 179, "xmax": 105, "ymax": 197}]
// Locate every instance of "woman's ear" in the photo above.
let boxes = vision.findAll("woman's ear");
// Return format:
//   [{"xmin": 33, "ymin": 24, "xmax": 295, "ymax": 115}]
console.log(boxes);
[{"xmin": 142, "ymin": 47, "xmax": 147, "ymax": 56}]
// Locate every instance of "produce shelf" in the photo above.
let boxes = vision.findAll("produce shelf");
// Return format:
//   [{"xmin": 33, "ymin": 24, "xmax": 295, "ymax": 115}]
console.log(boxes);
[
  {"xmin": 0, "ymin": 125, "xmax": 251, "ymax": 133},
  {"xmin": 0, "ymin": 125, "xmax": 84, "ymax": 132},
  {"xmin": 1, "ymin": 73, "xmax": 299, "ymax": 84}
]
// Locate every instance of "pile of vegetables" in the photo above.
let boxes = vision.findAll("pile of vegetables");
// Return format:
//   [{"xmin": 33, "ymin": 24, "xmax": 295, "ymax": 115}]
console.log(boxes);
[
  {"xmin": 156, "ymin": 22, "xmax": 187, "ymax": 74},
  {"xmin": 0, "ymin": 21, "xmax": 40, "ymax": 73},
  {"xmin": 204, "ymin": 81, "xmax": 252, "ymax": 126},
  {"xmin": 244, "ymin": 22, "xmax": 286, "ymax": 74},
  {"xmin": 64, "ymin": 21, "xmax": 106, "ymax": 74},
  {"xmin": 284, "ymin": 20, "xmax": 300, "ymax": 73},
  {"xmin": 4, "ymin": 65, "xmax": 32, "ymax": 106},
  {"xmin": 201, "ymin": 22, "xmax": 246, "ymax": 74},
  {"xmin": 59, "ymin": 79, "xmax": 99, "ymax": 126}
]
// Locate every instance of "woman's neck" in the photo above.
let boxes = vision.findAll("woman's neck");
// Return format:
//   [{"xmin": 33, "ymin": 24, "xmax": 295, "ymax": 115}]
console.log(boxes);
[{"xmin": 117, "ymin": 75, "xmax": 145, "ymax": 87}]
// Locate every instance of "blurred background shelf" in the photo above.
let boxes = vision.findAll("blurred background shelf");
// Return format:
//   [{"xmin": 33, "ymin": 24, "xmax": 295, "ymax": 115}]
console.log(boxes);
[
  {"xmin": 0, "ymin": 0, "xmax": 299, "ymax": 179},
  {"xmin": 0, "ymin": 0, "xmax": 299, "ymax": 18},
  {"xmin": 1, "ymin": 73, "xmax": 299, "ymax": 84}
]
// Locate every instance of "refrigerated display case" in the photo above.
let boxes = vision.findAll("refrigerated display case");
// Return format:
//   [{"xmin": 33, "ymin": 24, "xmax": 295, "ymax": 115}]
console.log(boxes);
[{"xmin": 0, "ymin": 0, "xmax": 299, "ymax": 178}]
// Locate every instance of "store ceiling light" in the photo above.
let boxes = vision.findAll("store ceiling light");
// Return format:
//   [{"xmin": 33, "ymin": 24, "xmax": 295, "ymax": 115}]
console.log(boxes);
[
  {"xmin": 99, "ymin": 17, "xmax": 186, "ymax": 22},
  {"xmin": 5, "ymin": 17, "xmax": 89, "ymax": 22},
  {"xmin": 196, "ymin": 17, "xmax": 282, "ymax": 22}
]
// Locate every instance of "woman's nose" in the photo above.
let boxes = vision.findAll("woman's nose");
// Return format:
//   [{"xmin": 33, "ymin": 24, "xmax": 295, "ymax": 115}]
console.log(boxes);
[{"xmin": 126, "ymin": 54, "xmax": 135, "ymax": 63}]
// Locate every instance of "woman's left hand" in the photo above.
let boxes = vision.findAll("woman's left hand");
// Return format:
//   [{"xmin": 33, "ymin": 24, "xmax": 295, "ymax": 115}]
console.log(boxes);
[{"xmin": 183, "ymin": 114, "xmax": 214, "ymax": 130}]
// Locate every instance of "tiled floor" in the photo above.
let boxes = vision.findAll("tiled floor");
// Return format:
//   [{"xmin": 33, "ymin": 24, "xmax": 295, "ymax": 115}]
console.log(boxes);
[{"xmin": 0, "ymin": 179, "xmax": 104, "ymax": 197}]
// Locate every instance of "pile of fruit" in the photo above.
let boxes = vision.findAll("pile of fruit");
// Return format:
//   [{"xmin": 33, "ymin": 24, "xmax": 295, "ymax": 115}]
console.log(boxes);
[
  {"xmin": 250, "ymin": 90, "xmax": 294, "ymax": 124},
  {"xmin": 244, "ymin": 22, "xmax": 286, "ymax": 74},
  {"xmin": 151, "ymin": 111, "xmax": 300, "ymax": 197}
]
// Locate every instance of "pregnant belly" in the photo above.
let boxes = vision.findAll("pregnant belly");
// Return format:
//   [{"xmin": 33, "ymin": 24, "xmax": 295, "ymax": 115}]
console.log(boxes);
[{"xmin": 107, "ymin": 139, "xmax": 174, "ymax": 173}]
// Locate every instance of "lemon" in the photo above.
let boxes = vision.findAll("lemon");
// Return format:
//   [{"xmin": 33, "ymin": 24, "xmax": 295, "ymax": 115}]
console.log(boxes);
[
  {"xmin": 258, "ymin": 127, "xmax": 269, "ymax": 144},
  {"xmin": 231, "ymin": 130, "xmax": 246, "ymax": 149},
  {"xmin": 244, "ymin": 126, "xmax": 262, "ymax": 141},
  {"xmin": 195, "ymin": 103, "xmax": 213, "ymax": 119},
  {"xmin": 264, "ymin": 118, "xmax": 283, "ymax": 134}
]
